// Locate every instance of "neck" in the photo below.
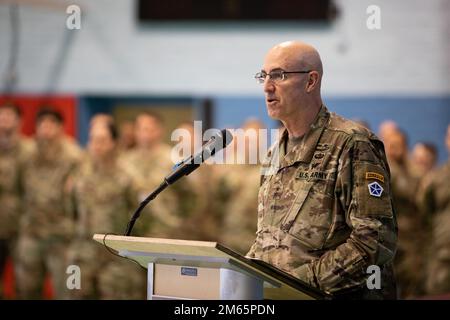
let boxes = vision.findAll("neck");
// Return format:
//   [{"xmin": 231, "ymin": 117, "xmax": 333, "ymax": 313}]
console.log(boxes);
[
  {"xmin": 282, "ymin": 101, "xmax": 322, "ymax": 139},
  {"xmin": 36, "ymin": 138, "xmax": 63, "ymax": 162},
  {"xmin": 93, "ymin": 153, "xmax": 116, "ymax": 170}
]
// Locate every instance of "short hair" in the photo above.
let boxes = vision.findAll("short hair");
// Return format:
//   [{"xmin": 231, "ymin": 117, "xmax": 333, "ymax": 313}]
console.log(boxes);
[
  {"xmin": 90, "ymin": 113, "xmax": 114, "ymax": 127},
  {"xmin": 36, "ymin": 107, "xmax": 64, "ymax": 125},
  {"xmin": 137, "ymin": 111, "xmax": 164, "ymax": 125},
  {"xmin": 416, "ymin": 142, "xmax": 438, "ymax": 158},
  {"xmin": 0, "ymin": 102, "xmax": 21, "ymax": 117}
]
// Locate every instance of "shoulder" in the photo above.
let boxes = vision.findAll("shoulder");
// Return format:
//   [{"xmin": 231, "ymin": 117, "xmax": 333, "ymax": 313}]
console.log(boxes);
[
  {"xmin": 324, "ymin": 113, "xmax": 390, "ymax": 170},
  {"xmin": 119, "ymin": 149, "xmax": 136, "ymax": 162},
  {"xmin": 155, "ymin": 143, "xmax": 173, "ymax": 160},
  {"xmin": 62, "ymin": 136, "xmax": 84, "ymax": 162},
  {"xmin": 329, "ymin": 112, "xmax": 384, "ymax": 151},
  {"xmin": 18, "ymin": 136, "xmax": 36, "ymax": 156},
  {"xmin": 425, "ymin": 160, "xmax": 450, "ymax": 186},
  {"xmin": 326, "ymin": 112, "xmax": 379, "ymax": 143}
]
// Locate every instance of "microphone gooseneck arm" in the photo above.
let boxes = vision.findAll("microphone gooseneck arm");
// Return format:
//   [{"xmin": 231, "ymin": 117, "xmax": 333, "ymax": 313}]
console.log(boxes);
[
  {"xmin": 124, "ymin": 180, "xmax": 169, "ymax": 236},
  {"xmin": 123, "ymin": 129, "xmax": 233, "ymax": 237}
]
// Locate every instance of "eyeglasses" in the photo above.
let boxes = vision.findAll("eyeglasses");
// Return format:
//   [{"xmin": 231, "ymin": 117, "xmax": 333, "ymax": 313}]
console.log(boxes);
[{"xmin": 254, "ymin": 70, "xmax": 311, "ymax": 84}]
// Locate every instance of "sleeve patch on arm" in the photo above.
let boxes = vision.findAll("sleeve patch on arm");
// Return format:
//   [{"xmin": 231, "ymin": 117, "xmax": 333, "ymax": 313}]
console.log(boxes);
[
  {"xmin": 365, "ymin": 172, "xmax": 385, "ymax": 183},
  {"xmin": 355, "ymin": 163, "xmax": 393, "ymax": 218}
]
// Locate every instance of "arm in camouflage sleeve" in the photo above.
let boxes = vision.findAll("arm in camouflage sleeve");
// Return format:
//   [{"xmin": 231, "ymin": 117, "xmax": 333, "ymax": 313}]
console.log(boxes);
[
  {"xmin": 246, "ymin": 168, "xmax": 268, "ymax": 259},
  {"xmin": 295, "ymin": 135, "xmax": 398, "ymax": 294},
  {"xmin": 416, "ymin": 174, "xmax": 437, "ymax": 224}
]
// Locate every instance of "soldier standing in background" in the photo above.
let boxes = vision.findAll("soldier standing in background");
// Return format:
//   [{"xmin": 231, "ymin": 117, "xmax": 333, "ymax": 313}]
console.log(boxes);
[
  {"xmin": 220, "ymin": 119, "xmax": 265, "ymax": 254},
  {"xmin": 66, "ymin": 121, "xmax": 145, "ymax": 300},
  {"xmin": 418, "ymin": 124, "xmax": 450, "ymax": 297},
  {"xmin": 15, "ymin": 108, "xmax": 82, "ymax": 299},
  {"xmin": 384, "ymin": 128, "xmax": 424, "ymax": 298},
  {"xmin": 119, "ymin": 112, "xmax": 179, "ymax": 238},
  {"xmin": 0, "ymin": 104, "xmax": 34, "ymax": 298}
]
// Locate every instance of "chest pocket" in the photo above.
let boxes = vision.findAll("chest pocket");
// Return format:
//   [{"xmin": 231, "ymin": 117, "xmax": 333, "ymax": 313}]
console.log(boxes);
[{"xmin": 280, "ymin": 167, "xmax": 335, "ymax": 250}]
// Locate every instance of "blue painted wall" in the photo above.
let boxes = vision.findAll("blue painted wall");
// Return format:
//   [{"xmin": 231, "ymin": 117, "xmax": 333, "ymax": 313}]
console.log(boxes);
[{"xmin": 212, "ymin": 96, "xmax": 450, "ymax": 165}]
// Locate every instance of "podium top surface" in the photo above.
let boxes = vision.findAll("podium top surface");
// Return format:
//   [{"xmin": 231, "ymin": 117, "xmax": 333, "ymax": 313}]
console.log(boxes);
[
  {"xmin": 94, "ymin": 234, "xmax": 230, "ymax": 258},
  {"xmin": 93, "ymin": 234, "xmax": 330, "ymax": 300}
]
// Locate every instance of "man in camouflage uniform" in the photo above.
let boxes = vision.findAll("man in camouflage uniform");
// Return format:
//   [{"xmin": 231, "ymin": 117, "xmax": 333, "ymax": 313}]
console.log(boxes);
[
  {"xmin": 246, "ymin": 41, "xmax": 398, "ymax": 299},
  {"xmin": 418, "ymin": 124, "xmax": 450, "ymax": 296},
  {"xmin": 220, "ymin": 119, "xmax": 265, "ymax": 254},
  {"xmin": 119, "ymin": 112, "xmax": 179, "ymax": 238},
  {"xmin": 0, "ymin": 104, "xmax": 34, "ymax": 298},
  {"xmin": 67, "ymin": 121, "xmax": 146, "ymax": 300},
  {"xmin": 384, "ymin": 129, "xmax": 424, "ymax": 298},
  {"xmin": 15, "ymin": 108, "xmax": 82, "ymax": 299}
]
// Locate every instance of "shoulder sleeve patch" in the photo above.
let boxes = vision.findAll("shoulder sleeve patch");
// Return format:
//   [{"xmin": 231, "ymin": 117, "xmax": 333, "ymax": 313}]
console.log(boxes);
[{"xmin": 366, "ymin": 172, "xmax": 385, "ymax": 183}]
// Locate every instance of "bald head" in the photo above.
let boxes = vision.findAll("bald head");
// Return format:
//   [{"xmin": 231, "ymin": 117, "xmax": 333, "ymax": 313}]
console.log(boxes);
[
  {"xmin": 267, "ymin": 41, "xmax": 323, "ymax": 79},
  {"xmin": 262, "ymin": 41, "xmax": 324, "ymax": 129}
]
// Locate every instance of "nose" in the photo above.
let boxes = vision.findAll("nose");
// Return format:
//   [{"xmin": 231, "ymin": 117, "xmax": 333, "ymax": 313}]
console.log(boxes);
[{"xmin": 263, "ymin": 78, "xmax": 275, "ymax": 94}]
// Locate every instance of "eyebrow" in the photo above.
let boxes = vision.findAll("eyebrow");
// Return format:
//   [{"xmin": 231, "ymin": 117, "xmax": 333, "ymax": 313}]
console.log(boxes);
[{"xmin": 261, "ymin": 67, "xmax": 284, "ymax": 73}]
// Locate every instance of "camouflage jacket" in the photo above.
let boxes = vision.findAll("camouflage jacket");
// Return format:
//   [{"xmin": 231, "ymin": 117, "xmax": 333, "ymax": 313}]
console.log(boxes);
[
  {"xmin": 418, "ymin": 160, "xmax": 450, "ymax": 295},
  {"xmin": 419, "ymin": 160, "xmax": 450, "ymax": 219},
  {"xmin": 0, "ymin": 137, "xmax": 34, "ymax": 238},
  {"xmin": 20, "ymin": 140, "xmax": 81, "ymax": 240},
  {"xmin": 247, "ymin": 105, "xmax": 398, "ymax": 299},
  {"xmin": 70, "ymin": 156, "xmax": 139, "ymax": 238}
]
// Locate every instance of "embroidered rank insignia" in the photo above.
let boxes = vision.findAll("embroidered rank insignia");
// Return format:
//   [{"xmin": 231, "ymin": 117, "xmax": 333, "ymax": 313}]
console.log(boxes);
[
  {"xmin": 368, "ymin": 182, "xmax": 384, "ymax": 197},
  {"xmin": 366, "ymin": 172, "xmax": 385, "ymax": 183}
]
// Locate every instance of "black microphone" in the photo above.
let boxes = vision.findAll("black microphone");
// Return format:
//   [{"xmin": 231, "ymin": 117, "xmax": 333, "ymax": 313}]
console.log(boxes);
[
  {"xmin": 165, "ymin": 129, "xmax": 233, "ymax": 185},
  {"xmin": 124, "ymin": 129, "xmax": 233, "ymax": 236}
]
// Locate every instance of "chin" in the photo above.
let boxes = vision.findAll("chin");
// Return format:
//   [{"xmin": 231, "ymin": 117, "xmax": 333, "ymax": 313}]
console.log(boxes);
[{"xmin": 266, "ymin": 106, "xmax": 280, "ymax": 120}]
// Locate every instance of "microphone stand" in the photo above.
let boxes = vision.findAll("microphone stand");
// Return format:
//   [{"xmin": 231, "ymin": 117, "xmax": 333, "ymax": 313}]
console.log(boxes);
[
  {"xmin": 123, "ymin": 129, "xmax": 232, "ymax": 237},
  {"xmin": 124, "ymin": 181, "xmax": 169, "ymax": 236}
]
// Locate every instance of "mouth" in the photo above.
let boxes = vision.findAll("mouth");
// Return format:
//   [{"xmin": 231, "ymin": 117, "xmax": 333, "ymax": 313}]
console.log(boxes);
[{"xmin": 266, "ymin": 98, "xmax": 278, "ymax": 104}]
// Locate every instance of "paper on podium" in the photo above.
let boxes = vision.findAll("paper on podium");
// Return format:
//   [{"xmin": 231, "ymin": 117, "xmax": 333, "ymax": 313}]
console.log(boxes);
[{"xmin": 93, "ymin": 234, "xmax": 330, "ymax": 300}]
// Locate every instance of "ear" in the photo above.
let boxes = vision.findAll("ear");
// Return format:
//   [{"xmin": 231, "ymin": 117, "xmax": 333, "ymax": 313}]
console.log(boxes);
[{"xmin": 305, "ymin": 71, "xmax": 320, "ymax": 93}]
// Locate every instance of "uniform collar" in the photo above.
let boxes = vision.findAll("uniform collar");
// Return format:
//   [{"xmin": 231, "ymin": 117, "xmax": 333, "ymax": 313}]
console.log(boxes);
[{"xmin": 279, "ymin": 105, "xmax": 329, "ymax": 168}]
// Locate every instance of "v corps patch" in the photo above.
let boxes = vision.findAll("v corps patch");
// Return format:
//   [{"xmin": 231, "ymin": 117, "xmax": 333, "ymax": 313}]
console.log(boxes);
[{"xmin": 366, "ymin": 172, "xmax": 385, "ymax": 183}]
